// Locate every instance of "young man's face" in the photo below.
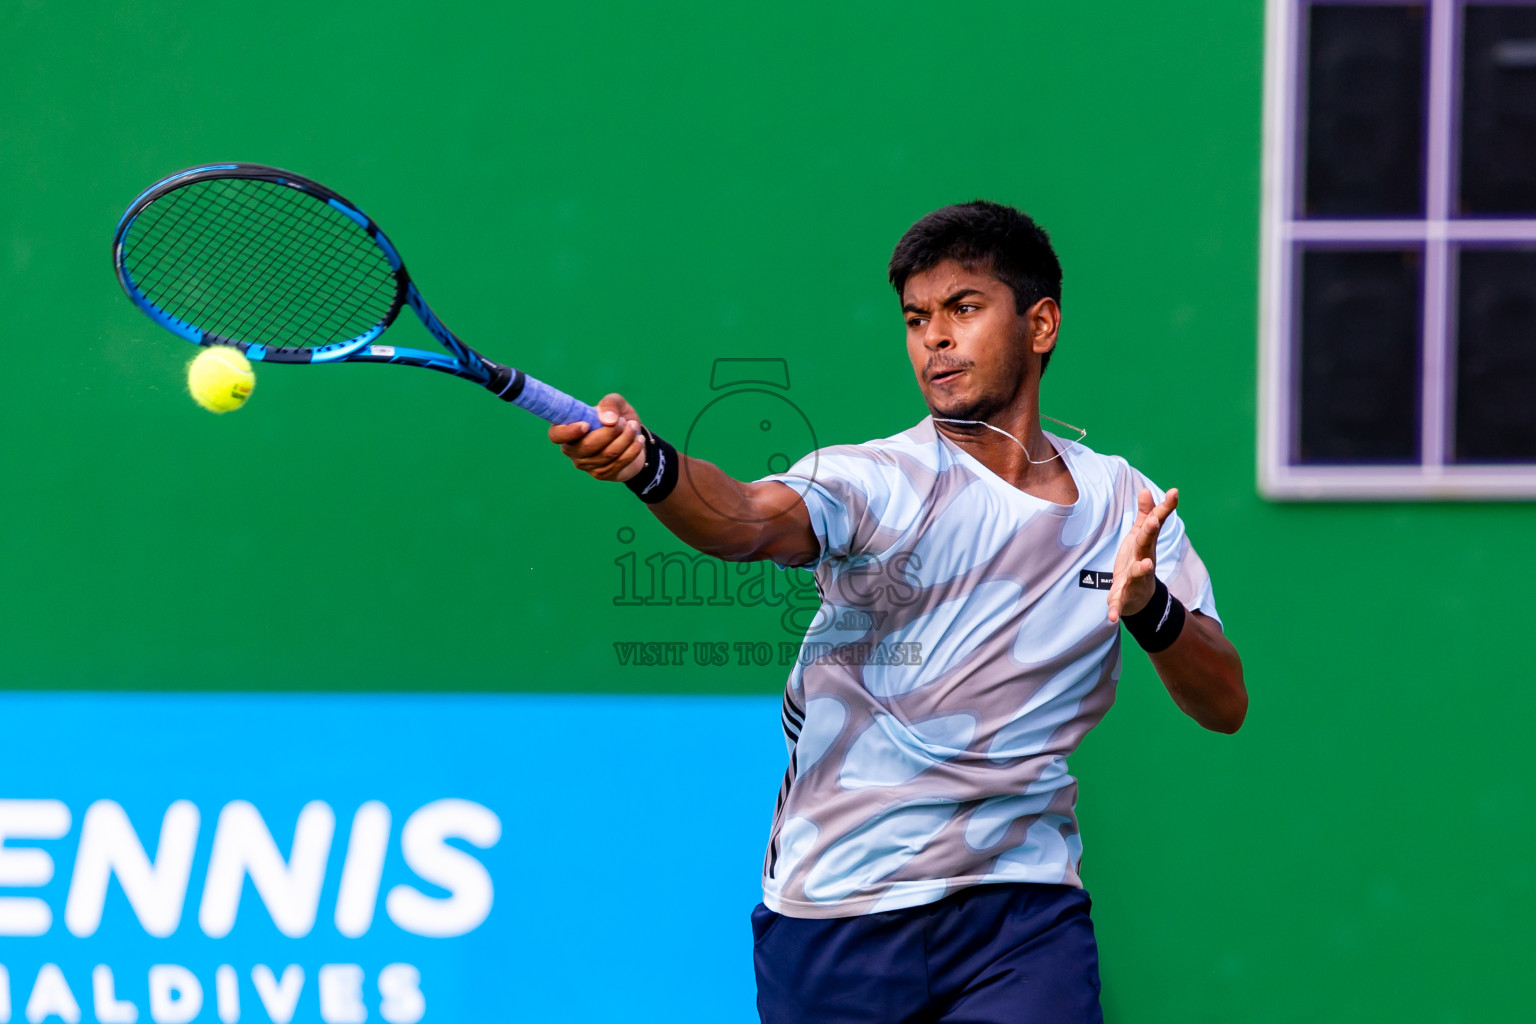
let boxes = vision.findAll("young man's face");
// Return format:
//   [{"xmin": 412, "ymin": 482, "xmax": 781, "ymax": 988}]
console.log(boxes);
[{"xmin": 901, "ymin": 259, "xmax": 1057, "ymax": 423}]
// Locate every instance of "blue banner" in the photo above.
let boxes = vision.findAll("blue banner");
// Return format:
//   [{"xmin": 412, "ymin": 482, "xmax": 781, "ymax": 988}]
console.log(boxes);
[{"xmin": 0, "ymin": 694, "xmax": 784, "ymax": 1023}]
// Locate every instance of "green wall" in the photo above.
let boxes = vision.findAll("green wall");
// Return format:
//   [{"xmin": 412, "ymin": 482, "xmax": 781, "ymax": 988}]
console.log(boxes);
[{"xmin": 3, "ymin": 1, "xmax": 1532, "ymax": 1020}]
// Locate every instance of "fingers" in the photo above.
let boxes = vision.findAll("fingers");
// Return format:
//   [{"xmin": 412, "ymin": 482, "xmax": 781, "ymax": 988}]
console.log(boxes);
[
  {"xmin": 1117, "ymin": 556, "xmax": 1156, "ymax": 583},
  {"xmin": 548, "ymin": 392, "xmax": 648, "ymax": 482},
  {"xmin": 1137, "ymin": 487, "xmax": 1179, "ymax": 523},
  {"xmin": 1146, "ymin": 488, "xmax": 1179, "ymax": 531},
  {"xmin": 1130, "ymin": 508, "xmax": 1162, "ymax": 558},
  {"xmin": 613, "ymin": 436, "xmax": 648, "ymax": 482},
  {"xmin": 566, "ymin": 419, "xmax": 638, "ymax": 470},
  {"xmin": 594, "ymin": 432, "xmax": 646, "ymax": 482},
  {"xmin": 597, "ymin": 393, "xmax": 640, "ymax": 424},
  {"xmin": 1111, "ymin": 488, "xmax": 1174, "ymax": 624},
  {"xmin": 548, "ymin": 420, "xmax": 591, "ymax": 445},
  {"xmin": 1131, "ymin": 487, "xmax": 1181, "ymax": 555},
  {"xmin": 550, "ymin": 412, "xmax": 643, "ymax": 482},
  {"xmin": 1106, "ymin": 556, "xmax": 1157, "ymax": 624},
  {"xmin": 548, "ymin": 392, "xmax": 641, "ymax": 441},
  {"xmin": 586, "ymin": 420, "xmax": 641, "ymax": 468},
  {"xmin": 1128, "ymin": 489, "xmax": 1157, "ymax": 546}
]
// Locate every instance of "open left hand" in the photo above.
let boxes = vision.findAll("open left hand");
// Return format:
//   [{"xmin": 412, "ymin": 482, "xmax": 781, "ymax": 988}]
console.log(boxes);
[{"xmin": 1106, "ymin": 487, "xmax": 1179, "ymax": 624}]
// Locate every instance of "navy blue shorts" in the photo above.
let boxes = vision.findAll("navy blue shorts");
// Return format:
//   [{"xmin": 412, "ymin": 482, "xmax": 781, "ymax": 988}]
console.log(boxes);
[{"xmin": 752, "ymin": 883, "xmax": 1102, "ymax": 1024}]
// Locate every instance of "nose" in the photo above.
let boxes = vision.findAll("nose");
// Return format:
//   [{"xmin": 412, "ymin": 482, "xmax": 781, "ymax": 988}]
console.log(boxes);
[{"xmin": 923, "ymin": 318, "xmax": 954, "ymax": 351}]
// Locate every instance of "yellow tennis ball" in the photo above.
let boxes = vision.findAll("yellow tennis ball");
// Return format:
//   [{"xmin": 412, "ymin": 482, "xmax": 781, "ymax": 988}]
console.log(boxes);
[{"xmin": 187, "ymin": 346, "xmax": 255, "ymax": 413}]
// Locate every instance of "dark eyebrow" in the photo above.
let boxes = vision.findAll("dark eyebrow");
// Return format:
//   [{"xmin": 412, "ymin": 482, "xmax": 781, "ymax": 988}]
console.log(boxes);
[{"xmin": 902, "ymin": 288, "xmax": 984, "ymax": 315}]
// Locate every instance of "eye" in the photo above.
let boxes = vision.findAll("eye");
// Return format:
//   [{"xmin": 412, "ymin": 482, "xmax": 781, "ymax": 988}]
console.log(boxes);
[
  {"xmin": 906, "ymin": 316, "xmax": 927, "ymax": 328},
  {"xmin": 956, "ymin": 303, "xmax": 979, "ymax": 314}
]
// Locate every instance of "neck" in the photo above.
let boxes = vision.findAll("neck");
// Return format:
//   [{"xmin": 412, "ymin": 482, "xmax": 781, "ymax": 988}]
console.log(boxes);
[{"xmin": 932, "ymin": 392, "xmax": 1058, "ymax": 488}]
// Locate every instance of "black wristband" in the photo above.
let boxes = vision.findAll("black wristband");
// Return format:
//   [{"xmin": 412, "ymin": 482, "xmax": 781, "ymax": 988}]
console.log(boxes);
[
  {"xmin": 1121, "ymin": 577, "xmax": 1186, "ymax": 653},
  {"xmin": 624, "ymin": 426, "xmax": 680, "ymax": 504}
]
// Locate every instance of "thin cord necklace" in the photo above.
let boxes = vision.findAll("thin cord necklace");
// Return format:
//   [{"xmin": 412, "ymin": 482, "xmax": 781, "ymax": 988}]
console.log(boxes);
[{"xmin": 932, "ymin": 413, "xmax": 1088, "ymax": 466}]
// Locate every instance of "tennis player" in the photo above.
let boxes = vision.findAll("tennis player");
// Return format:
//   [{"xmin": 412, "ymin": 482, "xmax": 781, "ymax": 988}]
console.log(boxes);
[{"xmin": 550, "ymin": 200, "xmax": 1246, "ymax": 1023}]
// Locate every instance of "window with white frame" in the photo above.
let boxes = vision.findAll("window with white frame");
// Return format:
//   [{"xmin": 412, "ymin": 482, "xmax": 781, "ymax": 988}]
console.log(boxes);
[{"xmin": 1259, "ymin": 0, "xmax": 1536, "ymax": 499}]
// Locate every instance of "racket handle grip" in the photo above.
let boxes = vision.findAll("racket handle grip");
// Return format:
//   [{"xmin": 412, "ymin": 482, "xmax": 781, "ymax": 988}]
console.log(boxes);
[{"xmin": 483, "ymin": 360, "xmax": 606, "ymax": 427}]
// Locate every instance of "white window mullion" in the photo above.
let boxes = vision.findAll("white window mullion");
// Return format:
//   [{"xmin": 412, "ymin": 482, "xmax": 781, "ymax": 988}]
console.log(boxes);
[
  {"xmin": 1258, "ymin": 0, "xmax": 1299, "ymax": 493},
  {"xmin": 1421, "ymin": 0, "xmax": 1459, "ymax": 472}
]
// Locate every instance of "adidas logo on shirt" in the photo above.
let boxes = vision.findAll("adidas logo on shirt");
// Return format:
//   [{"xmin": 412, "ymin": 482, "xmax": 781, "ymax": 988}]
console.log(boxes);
[{"xmin": 1078, "ymin": 570, "xmax": 1113, "ymax": 590}]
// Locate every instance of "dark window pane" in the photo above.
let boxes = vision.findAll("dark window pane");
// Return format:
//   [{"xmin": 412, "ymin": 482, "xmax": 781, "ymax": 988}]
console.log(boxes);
[
  {"xmin": 1452, "ymin": 248, "xmax": 1536, "ymax": 462},
  {"xmin": 1295, "ymin": 248, "xmax": 1423, "ymax": 464},
  {"xmin": 1302, "ymin": 4, "xmax": 1428, "ymax": 217},
  {"xmin": 1459, "ymin": 5, "xmax": 1536, "ymax": 214}
]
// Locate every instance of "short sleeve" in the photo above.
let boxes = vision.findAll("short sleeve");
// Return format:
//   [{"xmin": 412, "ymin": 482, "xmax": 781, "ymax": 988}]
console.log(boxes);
[
  {"xmin": 1131, "ymin": 470, "xmax": 1222, "ymax": 627},
  {"xmin": 759, "ymin": 446, "xmax": 908, "ymax": 569}
]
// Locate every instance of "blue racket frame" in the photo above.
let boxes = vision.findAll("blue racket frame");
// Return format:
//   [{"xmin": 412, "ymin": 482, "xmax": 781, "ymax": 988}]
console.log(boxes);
[{"xmin": 112, "ymin": 163, "xmax": 607, "ymax": 427}]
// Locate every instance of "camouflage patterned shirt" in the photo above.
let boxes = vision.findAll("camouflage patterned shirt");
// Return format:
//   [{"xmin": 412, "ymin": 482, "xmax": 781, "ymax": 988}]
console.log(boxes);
[{"xmin": 758, "ymin": 417, "xmax": 1220, "ymax": 918}]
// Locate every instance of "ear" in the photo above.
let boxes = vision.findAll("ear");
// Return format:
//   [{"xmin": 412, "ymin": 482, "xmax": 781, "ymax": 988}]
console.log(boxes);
[{"xmin": 1024, "ymin": 297, "xmax": 1060, "ymax": 357}]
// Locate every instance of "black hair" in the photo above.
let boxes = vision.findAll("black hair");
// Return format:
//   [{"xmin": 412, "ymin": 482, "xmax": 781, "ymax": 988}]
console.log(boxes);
[{"xmin": 888, "ymin": 200, "xmax": 1062, "ymax": 374}]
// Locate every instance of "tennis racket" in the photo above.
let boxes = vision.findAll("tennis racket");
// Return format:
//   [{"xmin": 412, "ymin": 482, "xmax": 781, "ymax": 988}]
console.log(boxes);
[{"xmin": 111, "ymin": 162, "xmax": 606, "ymax": 427}]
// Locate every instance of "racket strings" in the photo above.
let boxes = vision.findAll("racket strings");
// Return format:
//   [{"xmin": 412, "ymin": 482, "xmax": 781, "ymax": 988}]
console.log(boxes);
[
  {"xmin": 152, "ymin": 188, "xmax": 306, "ymax": 336},
  {"xmin": 129, "ymin": 187, "xmax": 215, "ymax": 287},
  {"xmin": 212, "ymin": 185, "xmax": 365, "ymax": 346},
  {"xmin": 194, "ymin": 181, "xmax": 394, "ymax": 348},
  {"xmin": 216, "ymin": 182, "xmax": 388, "ymax": 345},
  {"xmin": 125, "ymin": 181, "xmax": 376, "ymax": 348},
  {"xmin": 133, "ymin": 183, "xmax": 314, "ymax": 309},
  {"xmin": 176, "ymin": 180, "xmax": 395, "ymax": 345},
  {"xmin": 122, "ymin": 177, "xmax": 398, "ymax": 352},
  {"xmin": 132, "ymin": 187, "xmax": 259, "ymax": 310}
]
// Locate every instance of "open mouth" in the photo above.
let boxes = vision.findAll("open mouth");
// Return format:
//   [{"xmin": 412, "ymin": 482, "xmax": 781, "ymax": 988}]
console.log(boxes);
[{"xmin": 930, "ymin": 368, "xmax": 966, "ymax": 385}]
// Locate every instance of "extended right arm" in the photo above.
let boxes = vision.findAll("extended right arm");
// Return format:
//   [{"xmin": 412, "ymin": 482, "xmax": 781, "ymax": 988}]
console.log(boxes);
[{"xmin": 548, "ymin": 393, "xmax": 820, "ymax": 566}]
